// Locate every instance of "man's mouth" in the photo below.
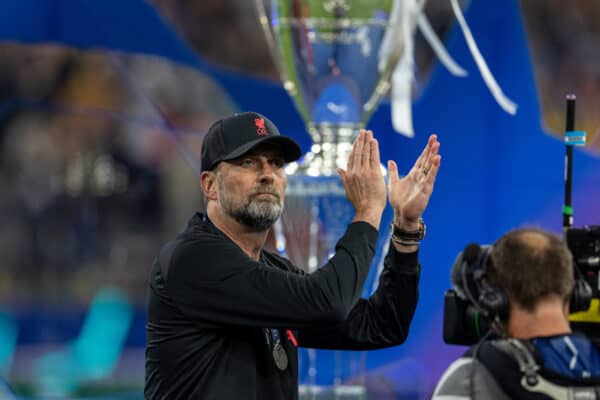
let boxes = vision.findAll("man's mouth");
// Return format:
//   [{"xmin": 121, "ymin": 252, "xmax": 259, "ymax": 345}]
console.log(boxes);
[{"xmin": 254, "ymin": 192, "xmax": 278, "ymax": 200}]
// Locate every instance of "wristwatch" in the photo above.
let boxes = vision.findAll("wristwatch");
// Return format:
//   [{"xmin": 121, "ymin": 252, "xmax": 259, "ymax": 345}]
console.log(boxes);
[{"xmin": 391, "ymin": 218, "xmax": 426, "ymax": 242}]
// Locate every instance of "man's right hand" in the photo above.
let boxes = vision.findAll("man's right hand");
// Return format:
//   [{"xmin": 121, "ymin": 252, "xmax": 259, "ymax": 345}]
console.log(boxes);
[{"xmin": 337, "ymin": 129, "xmax": 387, "ymax": 231}]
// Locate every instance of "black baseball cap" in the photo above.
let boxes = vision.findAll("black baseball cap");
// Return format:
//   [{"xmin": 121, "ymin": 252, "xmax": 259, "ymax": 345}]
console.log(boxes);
[{"xmin": 200, "ymin": 112, "xmax": 302, "ymax": 172}]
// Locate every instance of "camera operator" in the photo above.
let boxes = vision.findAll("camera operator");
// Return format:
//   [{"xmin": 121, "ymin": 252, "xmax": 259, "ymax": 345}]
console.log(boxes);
[{"xmin": 432, "ymin": 227, "xmax": 600, "ymax": 400}]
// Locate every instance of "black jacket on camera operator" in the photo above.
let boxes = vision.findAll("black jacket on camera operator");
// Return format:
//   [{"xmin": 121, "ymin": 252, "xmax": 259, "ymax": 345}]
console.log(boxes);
[{"xmin": 433, "ymin": 227, "xmax": 600, "ymax": 400}]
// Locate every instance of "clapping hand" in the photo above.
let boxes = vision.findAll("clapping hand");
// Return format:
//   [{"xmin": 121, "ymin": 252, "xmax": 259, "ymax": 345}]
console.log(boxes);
[
  {"xmin": 388, "ymin": 134, "xmax": 441, "ymax": 231},
  {"xmin": 337, "ymin": 129, "xmax": 387, "ymax": 230}
]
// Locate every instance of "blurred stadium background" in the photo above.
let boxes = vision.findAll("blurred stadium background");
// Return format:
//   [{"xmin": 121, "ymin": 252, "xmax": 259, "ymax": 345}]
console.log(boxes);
[{"xmin": 0, "ymin": 0, "xmax": 599, "ymax": 398}]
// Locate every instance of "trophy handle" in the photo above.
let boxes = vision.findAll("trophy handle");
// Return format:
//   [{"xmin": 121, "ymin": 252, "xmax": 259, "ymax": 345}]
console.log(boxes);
[
  {"xmin": 363, "ymin": 0, "xmax": 410, "ymax": 126},
  {"xmin": 253, "ymin": 0, "xmax": 311, "ymax": 126},
  {"xmin": 253, "ymin": 0, "xmax": 286, "ymax": 80}
]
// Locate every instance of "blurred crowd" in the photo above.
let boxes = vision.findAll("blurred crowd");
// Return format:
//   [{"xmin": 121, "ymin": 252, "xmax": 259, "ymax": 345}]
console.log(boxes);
[
  {"xmin": 0, "ymin": 0, "xmax": 598, "ymax": 311},
  {"xmin": 0, "ymin": 46, "xmax": 231, "ymax": 308},
  {"xmin": 521, "ymin": 0, "xmax": 600, "ymax": 147}
]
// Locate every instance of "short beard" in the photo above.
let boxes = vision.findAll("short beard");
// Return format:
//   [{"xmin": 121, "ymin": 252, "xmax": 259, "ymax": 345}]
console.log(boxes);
[
  {"xmin": 228, "ymin": 199, "xmax": 283, "ymax": 232},
  {"xmin": 218, "ymin": 177, "xmax": 283, "ymax": 231}
]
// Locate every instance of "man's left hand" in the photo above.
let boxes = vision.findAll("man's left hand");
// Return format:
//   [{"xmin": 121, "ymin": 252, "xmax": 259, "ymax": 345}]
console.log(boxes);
[{"xmin": 388, "ymin": 134, "xmax": 441, "ymax": 230}]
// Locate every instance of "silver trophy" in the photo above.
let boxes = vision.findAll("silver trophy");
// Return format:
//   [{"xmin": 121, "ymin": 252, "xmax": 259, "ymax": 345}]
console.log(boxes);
[
  {"xmin": 255, "ymin": 0, "xmax": 404, "ymax": 398},
  {"xmin": 256, "ymin": 0, "xmax": 404, "ymax": 176}
]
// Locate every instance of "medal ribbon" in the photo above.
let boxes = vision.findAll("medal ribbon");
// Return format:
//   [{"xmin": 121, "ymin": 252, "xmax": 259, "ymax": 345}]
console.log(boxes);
[{"xmin": 269, "ymin": 328, "xmax": 282, "ymax": 346}]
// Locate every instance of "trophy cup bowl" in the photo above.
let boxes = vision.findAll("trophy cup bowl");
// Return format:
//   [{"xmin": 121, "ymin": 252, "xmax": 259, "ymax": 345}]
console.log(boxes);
[
  {"xmin": 255, "ymin": 1, "xmax": 404, "ymax": 397},
  {"xmin": 256, "ymin": 0, "xmax": 403, "ymax": 176}
]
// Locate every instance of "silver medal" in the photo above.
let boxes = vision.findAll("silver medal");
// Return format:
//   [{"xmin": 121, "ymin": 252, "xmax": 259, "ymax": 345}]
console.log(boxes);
[{"xmin": 272, "ymin": 342, "xmax": 288, "ymax": 371}]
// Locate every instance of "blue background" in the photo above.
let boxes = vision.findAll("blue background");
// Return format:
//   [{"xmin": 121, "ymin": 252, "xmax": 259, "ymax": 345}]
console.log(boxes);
[{"xmin": 1, "ymin": 0, "xmax": 599, "ymax": 396}]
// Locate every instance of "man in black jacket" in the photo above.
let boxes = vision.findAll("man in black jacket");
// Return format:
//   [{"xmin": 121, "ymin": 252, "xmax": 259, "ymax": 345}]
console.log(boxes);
[{"xmin": 145, "ymin": 111, "xmax": 441, "ymax": 399}]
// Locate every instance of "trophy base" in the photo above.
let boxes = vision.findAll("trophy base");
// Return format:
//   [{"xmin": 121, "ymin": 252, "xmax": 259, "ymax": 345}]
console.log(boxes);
[
  {"xmin": 299, "ymin": 385, "xmax": 367, "ymax": 400},
  {"xmin": 279, "ymin": 174, "xmax": 349, "ymax": 272}
]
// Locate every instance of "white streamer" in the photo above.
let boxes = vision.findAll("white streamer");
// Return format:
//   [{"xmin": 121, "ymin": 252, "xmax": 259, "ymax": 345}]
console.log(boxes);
[
  {"xmin": 449, "ymin": 0, "xmax": 517, "ymax": 115},
  {"xmin": 390, "ymin": 0, "xmax": 421, "ymax": 137},
  {"xmin": 378, "ymin": 0, "xmax": 402, "ymax": 73},
  {"xmin": 417, "ymin": 13, "xmax": 467, "ymax": 77}
]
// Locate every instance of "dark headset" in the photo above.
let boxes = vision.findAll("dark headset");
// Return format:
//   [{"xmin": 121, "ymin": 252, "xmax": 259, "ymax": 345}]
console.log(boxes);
[
  {"xmin": 452, "ymin": 243, "xmax": 592, "ymax": 323},
  {"xmin": 451, "ymin": 244, "xmax": 508, "ymax": 323},
  {"xmin": 571, "ymin": 267, "xmax": 593, "ymax": 313}
]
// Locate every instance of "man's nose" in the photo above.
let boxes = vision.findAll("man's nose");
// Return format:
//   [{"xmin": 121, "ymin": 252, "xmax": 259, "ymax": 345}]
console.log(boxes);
[{"xmin": 258, "ymin": 160, "xmax": 276, "ymax": 182}]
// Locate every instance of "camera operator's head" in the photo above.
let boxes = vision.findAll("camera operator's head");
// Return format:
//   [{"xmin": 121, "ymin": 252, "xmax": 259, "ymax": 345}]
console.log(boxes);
[{"xmin": 487, "ymin": 227, "xmax": 574, "ymax": 338}]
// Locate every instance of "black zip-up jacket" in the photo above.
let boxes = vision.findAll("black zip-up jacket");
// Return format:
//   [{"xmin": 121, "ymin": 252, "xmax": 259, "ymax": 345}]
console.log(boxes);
[{"xmin": 145, "ymin": 213, "xmax": 420, "ymax": 399}]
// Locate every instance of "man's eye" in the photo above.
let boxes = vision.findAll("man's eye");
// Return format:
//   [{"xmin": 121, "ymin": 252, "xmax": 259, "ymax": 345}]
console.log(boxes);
[
  {"xmin": 271, "ymin": 159, "xmax": 285, "ymax": 169},
  {"xmin": 241, "ymin": 159, "xmax": 256, "ymax": 167}
]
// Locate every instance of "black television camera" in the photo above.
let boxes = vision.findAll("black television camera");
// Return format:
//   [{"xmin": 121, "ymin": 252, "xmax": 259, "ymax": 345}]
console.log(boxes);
[
  {"xmin": 567, "ymin": 226, "xmax": 600, "ymax": 295},
  {"xmin": 443, "ymin": 95, "xmax": 599, "ymax": 346},
  {"xmin": 567, "ymin": 226, "xmax": 600, "ymax": 337},
  {"xmin": 442, "ymin": 226, "xmax": 600, "ymax": 346}
]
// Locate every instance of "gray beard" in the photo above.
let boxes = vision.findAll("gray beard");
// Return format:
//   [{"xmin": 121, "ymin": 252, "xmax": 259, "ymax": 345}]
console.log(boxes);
[{"xmin": 224, "ymin": 198, "xmax": 283, "ymax": 232}]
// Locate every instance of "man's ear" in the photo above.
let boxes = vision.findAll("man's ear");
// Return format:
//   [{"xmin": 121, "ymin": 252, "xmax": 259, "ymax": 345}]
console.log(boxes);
[
  {"xmin": 563, "ymin": 300, "xmax": 570, "ymax": 318},
  {"xmin": 201, "ymin": 171, "xmax": 218, "ymax": 201}
]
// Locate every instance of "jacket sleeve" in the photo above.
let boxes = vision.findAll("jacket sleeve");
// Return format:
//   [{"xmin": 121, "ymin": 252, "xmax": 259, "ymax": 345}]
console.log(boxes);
[
  {"xmin": 164, "ymin": 222, "xmax": 378, "ymax": 329},
  {"xmin": 296, "ymin": 243, "xmax": 420, "ymax": 350}
]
